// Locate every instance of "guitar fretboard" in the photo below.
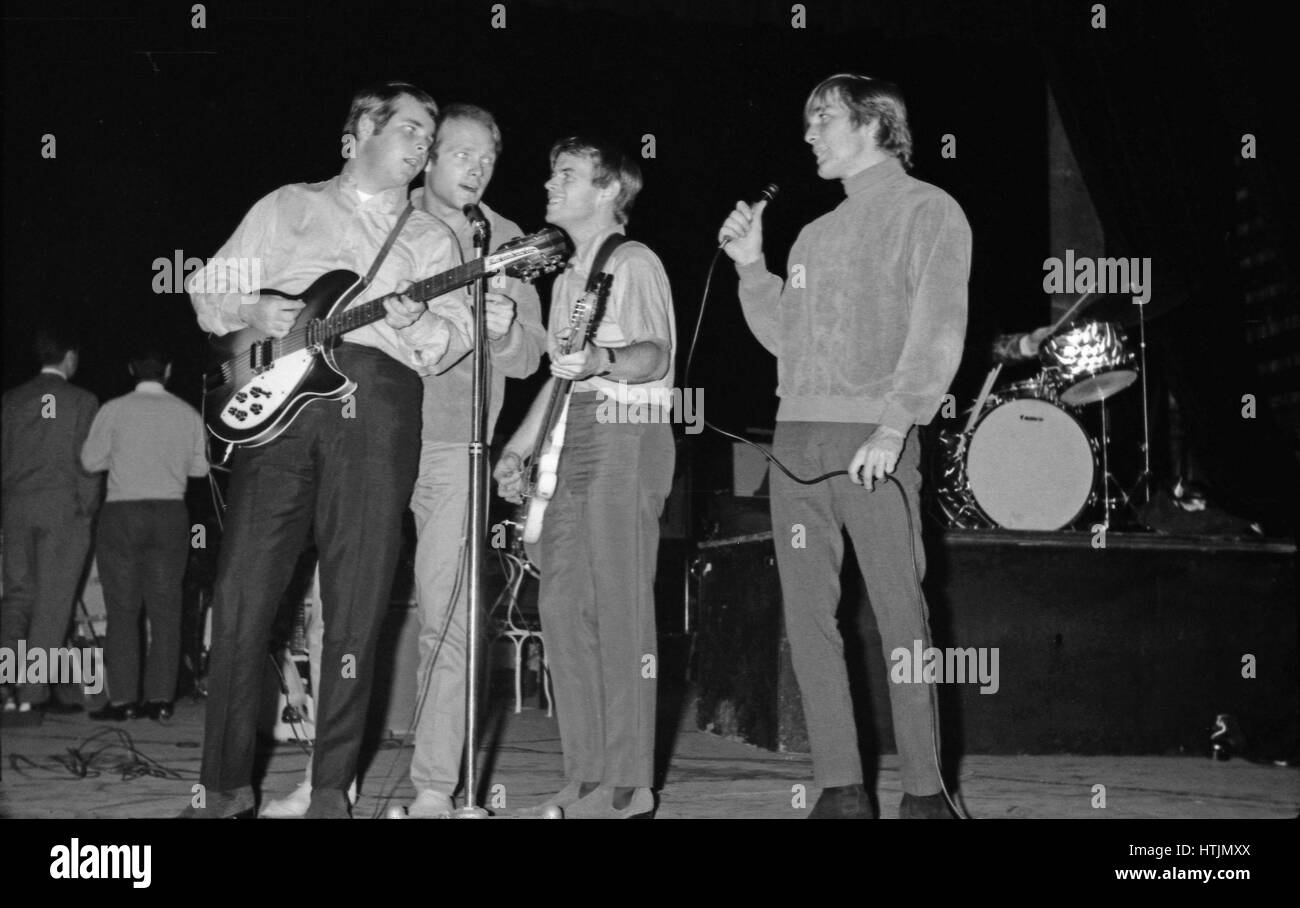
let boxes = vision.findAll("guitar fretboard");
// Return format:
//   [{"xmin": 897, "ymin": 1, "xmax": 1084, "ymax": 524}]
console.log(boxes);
[{"xmin": 322, "ymin": 258, "xmax": 489, "ymax": 339}]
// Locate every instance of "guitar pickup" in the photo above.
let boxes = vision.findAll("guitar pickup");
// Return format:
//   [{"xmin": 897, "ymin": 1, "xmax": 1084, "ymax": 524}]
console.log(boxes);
[{"xmin": 250, "ymin": 339, "xmax": 275, "ymax": 372}]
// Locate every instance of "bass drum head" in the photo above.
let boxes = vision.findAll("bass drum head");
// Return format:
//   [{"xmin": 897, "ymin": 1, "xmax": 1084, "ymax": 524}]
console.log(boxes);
[{"xmin": 966, "ymin": 398, "xmax": 1095, "ymax": 530}]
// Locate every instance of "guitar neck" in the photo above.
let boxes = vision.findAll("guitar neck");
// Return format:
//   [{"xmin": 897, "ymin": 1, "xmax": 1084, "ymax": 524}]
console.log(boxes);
[
  {"xmin": 323, "ymin": 259, "xmax": 487, "ymax": 339},
  {"xmin": 531, "ymin": 377, "xmax": 575, "ymax": 465}
]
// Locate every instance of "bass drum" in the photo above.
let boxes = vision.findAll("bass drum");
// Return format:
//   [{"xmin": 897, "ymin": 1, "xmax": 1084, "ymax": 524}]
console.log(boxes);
[{"xmin": 941, "ymin": 397, "xmax": 1097, "ymax": 531}]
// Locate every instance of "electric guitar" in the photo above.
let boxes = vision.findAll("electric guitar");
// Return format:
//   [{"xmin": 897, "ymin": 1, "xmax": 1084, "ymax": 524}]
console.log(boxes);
[
  {"xmin": 203, "ymin": 227, "xmax": 572, "ymax": 458},
  {"xmin": 520, "ymin": 273, "xmax": 614, "ymax": 544}
]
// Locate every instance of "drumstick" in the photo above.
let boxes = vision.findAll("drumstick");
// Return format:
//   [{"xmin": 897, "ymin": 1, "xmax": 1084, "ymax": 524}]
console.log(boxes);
[
  {"xmin": 964, "ymin": 363, "xmax": 1003, "ymax": 436},
  {"xmin": 1046, "ymin": 291, "xmax": 1094, "ymax": 336}
]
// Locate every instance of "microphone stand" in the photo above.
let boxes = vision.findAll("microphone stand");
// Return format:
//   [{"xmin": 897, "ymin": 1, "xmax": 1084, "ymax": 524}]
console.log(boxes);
[{"xmin": 454, "ymin": 210, "xmax": 491, "ymax": 818}]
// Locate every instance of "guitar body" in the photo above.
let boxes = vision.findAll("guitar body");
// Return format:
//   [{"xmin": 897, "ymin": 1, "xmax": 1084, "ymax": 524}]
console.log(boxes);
[
  {"xmin": 201, "ymin": 227, "xmax": 572, "ymax": 458},
  {"xmin": 519, "ymin": 273, "xmax": 613, "ymax": 545},
  {"xmin": 521, "ymin": 396, "xmax": 569, "ymax": 544},
  {"xmin": 203, "ymin": 270, "xmax": 365, "ymax": 450}
]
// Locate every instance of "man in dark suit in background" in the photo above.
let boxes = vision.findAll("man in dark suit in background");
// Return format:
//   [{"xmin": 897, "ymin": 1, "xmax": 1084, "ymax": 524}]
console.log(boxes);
[{"xmin": 1, "ymin": 327, "xmax": 101, "ymax": 717}]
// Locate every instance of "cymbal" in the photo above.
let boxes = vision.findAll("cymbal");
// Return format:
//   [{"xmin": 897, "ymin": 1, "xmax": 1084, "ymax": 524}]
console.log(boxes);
[{"xmin": 1058, "ymin": 291, "xmax": 1185, "ymax": 329}]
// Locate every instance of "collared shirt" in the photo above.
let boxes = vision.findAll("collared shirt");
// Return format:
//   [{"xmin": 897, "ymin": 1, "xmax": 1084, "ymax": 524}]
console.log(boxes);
[
  {"xmin": 408, "ymin": 190, "xmax": 546, "ymax": 442},
  {"xmin": 81, "ymin": 381, "xmax": 209, "ymax": 502},
  {"xmin": 187, "ymin": 165, "xmax": 460, "ymax": 374},
  {"xmin": 548, "ymin": 225, "xmax": 677, "ymax": 415}
]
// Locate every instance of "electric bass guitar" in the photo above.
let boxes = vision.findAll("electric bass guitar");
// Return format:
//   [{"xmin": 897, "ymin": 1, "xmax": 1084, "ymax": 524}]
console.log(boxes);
[
  {"xmin": 203, "ymin": 227, "xmax": 572, "ymax": 458},
  {"xmin": 520, "ymin": 273, "xmax": 614, "ymax": 544}
]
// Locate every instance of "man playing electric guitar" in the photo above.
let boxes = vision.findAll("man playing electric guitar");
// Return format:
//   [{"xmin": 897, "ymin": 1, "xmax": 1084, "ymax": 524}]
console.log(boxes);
[
  {"xmin": 184, "ymin": 82, "xmax": 471, "ymax": 818},
  {"xmin": 495, "ymin": 136, "xmax": 676, "ymax": 819}
]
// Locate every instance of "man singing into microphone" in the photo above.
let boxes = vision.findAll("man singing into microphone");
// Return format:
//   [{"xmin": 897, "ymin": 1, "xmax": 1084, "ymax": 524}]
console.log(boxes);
[
  {"xmin": 718, "ymin": 74, "xmax": 971, "ymax": 819},
  {"xmin": 403, "ymin": 103, "xmax": 546, "ymax": 818}
]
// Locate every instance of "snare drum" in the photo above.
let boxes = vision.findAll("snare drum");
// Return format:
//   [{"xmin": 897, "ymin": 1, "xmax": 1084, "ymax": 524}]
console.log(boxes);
[
  {"xmin": 939, "ymin": 396, "xmax": 1097, "ymax": 531},
  {"xmin": 1040, "ymin": 320, "xmax": 1137, "ymax": 407}
]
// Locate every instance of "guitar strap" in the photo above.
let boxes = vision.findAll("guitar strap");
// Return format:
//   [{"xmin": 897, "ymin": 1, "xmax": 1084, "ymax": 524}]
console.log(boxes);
[
  {"xmin": 585, "ymin": 233, "xmax": 628, "ymax": 294},
  {"xmin": 359, "ymin": 202, "xmax": 415, "ymax": 289}
]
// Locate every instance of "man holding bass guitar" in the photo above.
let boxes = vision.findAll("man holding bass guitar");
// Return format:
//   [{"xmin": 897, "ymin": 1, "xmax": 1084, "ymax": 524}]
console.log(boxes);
[
  {"xmin": 495, "ymin": 136, "xmax": 676, "ymax": 819},
  {"xmin": 184, "ymin": 82, "xmax": 473, "ymax": 818}
]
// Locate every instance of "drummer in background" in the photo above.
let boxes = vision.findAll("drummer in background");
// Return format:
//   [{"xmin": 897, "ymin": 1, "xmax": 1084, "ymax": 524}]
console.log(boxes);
[{"xmin": 991, "ymin": 325, "xmax": 1053, "ymax": 362}]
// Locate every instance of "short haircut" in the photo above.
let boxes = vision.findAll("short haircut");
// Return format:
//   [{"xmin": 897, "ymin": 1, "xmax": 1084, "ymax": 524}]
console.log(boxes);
[
  {"xmin": 548, "ymin": 136, "xmax": 643, "ymax": 225},
  {"xmin": 804, "ymin": 74, "xmax": 914, "ymax": 170},
  {"xmin": 342, "ymin": 81, "xmax": 438, "ymax": 140},
  {"xmin": 129, "ymin": 347, "xmax": 169, "ymax": 382},
  {"xmin": 433, "ymin": 103, "xmax": 503, "ymax": 160},
  {"xmin": 32, "ymin": 326, "xmax": 78, "ymax": 366}
]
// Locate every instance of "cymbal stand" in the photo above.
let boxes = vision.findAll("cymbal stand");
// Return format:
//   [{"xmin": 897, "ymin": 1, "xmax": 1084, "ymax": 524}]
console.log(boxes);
[{"xmin": 1127, "ymin": 298, "xmax": 1154, "ymax": 506}]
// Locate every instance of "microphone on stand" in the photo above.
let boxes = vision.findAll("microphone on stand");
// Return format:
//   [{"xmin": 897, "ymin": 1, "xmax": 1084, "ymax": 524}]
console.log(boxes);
[
  {"xmin": 720, "ymin": 183, "xmax": 779, "ymax": 248},
  {"xmin": 464, "ymin": 203, "xmax": 489, "ymax": 247}
]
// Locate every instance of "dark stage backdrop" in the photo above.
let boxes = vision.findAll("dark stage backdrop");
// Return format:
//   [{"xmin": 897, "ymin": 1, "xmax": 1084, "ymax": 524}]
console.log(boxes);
[{"xmin": 4, "ymin": 0, "xmax": 1296, "ymax": 527}]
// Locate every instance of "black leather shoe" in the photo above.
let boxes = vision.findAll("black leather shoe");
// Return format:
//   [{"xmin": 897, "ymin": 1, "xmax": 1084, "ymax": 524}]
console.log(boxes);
[
  {"xmin": 143, "ymin": 700, "xmax": 175, "ymax": 721},
  {"xmin": 899, "ymin": 792, "xmax": 956, "ymax": 819},
  {"xmin": 89, "ymin": 702, "xmax": 139, "ymax": 721},
  {"xmin": 808, "ymin": 784, "xmax": 877, "ymax": 819},
  {"xmin": 303, "ymin": 789, "xmax": 352, "ymax": 819}
]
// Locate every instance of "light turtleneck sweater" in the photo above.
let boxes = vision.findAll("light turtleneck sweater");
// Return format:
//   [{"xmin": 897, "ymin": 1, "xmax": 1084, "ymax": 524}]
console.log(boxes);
[{"xmin": 736, "ymin": 156, "xmax": 972, "ymax": 433}]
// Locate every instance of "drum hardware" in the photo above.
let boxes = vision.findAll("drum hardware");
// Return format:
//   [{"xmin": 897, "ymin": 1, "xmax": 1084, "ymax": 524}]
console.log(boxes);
[
  {"xmin": 940, "ymin": 305, "xmax": 1163, "ymax": 532},
  {"xmin": 1127, "ymin": 294, "xmax": 1154, "ymax": 506},
  {"xmin": 1039, "ymin": 320, "xmax": 1138, "ymax": 407},
  {"xmin": 1096, "ymin": 396, "xmax": 1128, "ymax": 529}
]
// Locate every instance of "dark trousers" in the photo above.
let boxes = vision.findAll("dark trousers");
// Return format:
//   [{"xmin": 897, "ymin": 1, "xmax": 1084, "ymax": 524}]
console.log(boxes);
[
  {"xmin": 96, "ymin": 500, "xmax": 189, "ymax": 704},
  {"xmin": 0, "ymin": 492, "xmax": 92, "ymax": 704},
  {"xmin": 531, "ymin": 393, "xmax": 675, "ymax": 788},
  {"xmin": 771, "ymin": 422, "xmax": 941, "ymax": 795},
  {"xmin": 200, "ymin": 344, "xmax": 420, "ymax": 794}
]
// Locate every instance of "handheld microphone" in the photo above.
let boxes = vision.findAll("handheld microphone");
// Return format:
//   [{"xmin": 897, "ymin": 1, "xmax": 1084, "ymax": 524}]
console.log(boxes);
[
  {"xmin": 720, "ymin": 183, "xmax": 779, "ymax": 247},
  {"xmin": 463, "ymin": 203, "xmax": 488, "ymax": 225}
]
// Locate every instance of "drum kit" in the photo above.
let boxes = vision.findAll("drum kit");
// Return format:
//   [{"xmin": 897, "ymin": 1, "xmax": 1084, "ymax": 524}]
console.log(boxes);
[{"xmin": 939, "ymin": 315, "xmax": 1148, "ymax": 532}]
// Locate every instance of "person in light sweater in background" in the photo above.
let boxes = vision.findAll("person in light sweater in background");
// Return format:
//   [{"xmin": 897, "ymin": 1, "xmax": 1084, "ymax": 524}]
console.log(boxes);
[
  {"xmin": 718, "ymin": 74, "xmax": 971, "ymax": 819},
  {"xmin": 81, "ymin": 348, "xmax": 209, "ymax": 722}
]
